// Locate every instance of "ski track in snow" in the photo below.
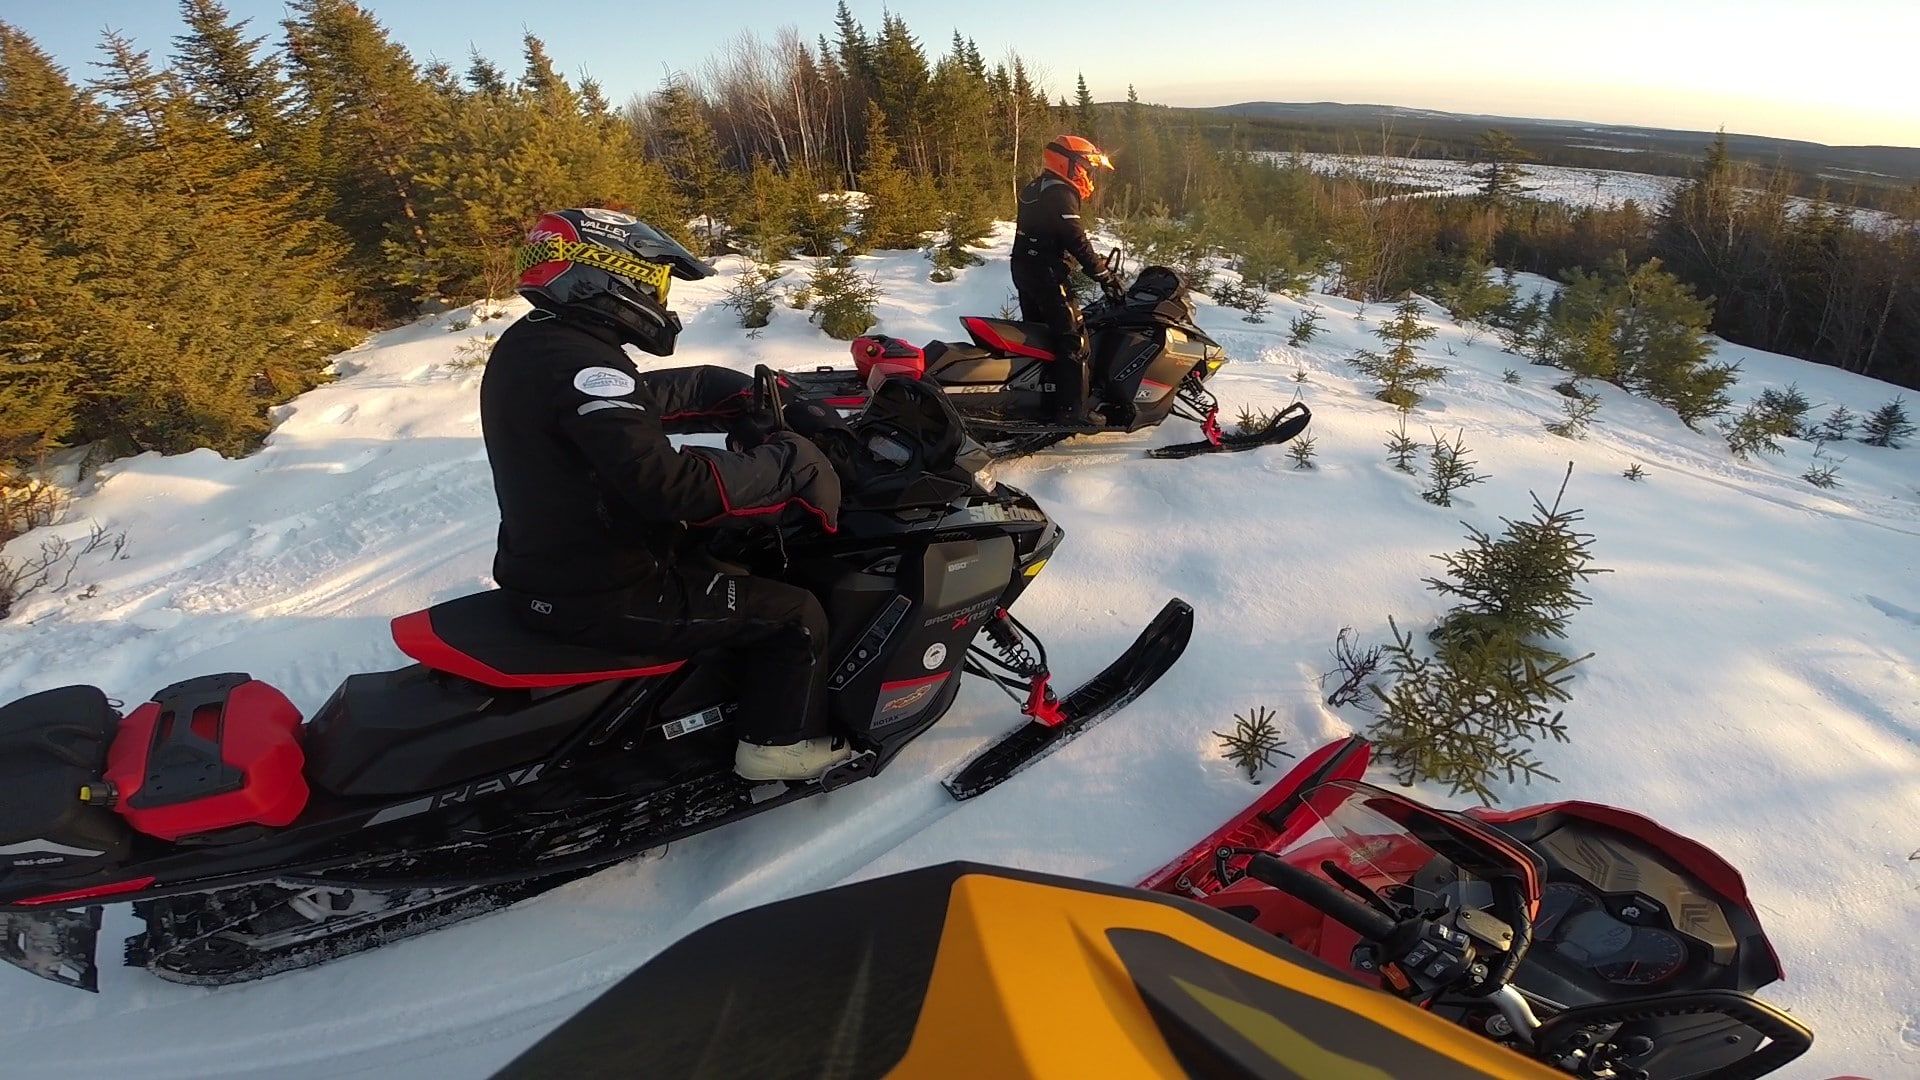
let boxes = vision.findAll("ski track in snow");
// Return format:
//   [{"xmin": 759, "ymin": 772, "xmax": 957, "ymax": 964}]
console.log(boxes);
[{"xmin": 3, "ymin": 224, "xmax": 1918, "ymax": 1078}]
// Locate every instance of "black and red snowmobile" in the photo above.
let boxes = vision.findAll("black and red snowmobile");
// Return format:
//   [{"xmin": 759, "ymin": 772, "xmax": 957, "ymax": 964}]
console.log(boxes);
[
  {"xmin": 0, "ymin": 371, "xmax": 1192, "ymax": 993},
  {"xmin": 782, "ymin": 263, "xmax": 1312, "ymax": 460},
  {"xmin": 1139, "ymin": 736, "xmax": 1814, "ymax": 1079}
]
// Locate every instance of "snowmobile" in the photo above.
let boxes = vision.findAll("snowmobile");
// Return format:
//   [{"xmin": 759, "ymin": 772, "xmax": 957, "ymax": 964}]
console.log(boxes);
[
  {"xmin": 1138, "ymin": 736, "xmax": 1814, "ymax": 1080},
  {"xmin": 781, "ymin": 262, "xmax": 1313, "ymax": 460},
  {"xmin": 0, "ymin": 370, "xmax": 1193, "ymax": 993}
]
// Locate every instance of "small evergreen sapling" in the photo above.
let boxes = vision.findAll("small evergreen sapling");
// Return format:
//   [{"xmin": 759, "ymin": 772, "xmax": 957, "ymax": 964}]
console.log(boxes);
[
  {"xmin": 1287, "ymin": 433, "xmax": 1318, "ymax": 470},
  {"xmin": 1622, "ymin": 463, "xmax": 1647, "ymax": 482},
  {"xmin": 1754, "ymin": 384, "xmax": 1813, "ymax": 438},
  {"xmin": 1350, "ymin": 296, "xmax": 1446, "ymax": 409},
  {"xmin": 1385, "ymin": 413, "xmax": 1420, "ymax": 474},
  {"xmin": 1425, "ymin": 465, "xmax": 1611, "ymax": 651},
  {"xmin": 1369, "ymin": 465, "xmax": 1608, "ymax": 802},
  {"xmin": 1814, "ymin": 406, "xmax": 1857, "ymax": 442},
  {"xmin": 1723, "ymin": 401, "xmax": 1791, "ymax": 461},
  {"xmin": 1422, "ymin": 429, "xmax": 1486, "ymax": 507},
  {"xmin": 1209, "ymin": 278, "xmax": 1270, "ymax": 322},
  {"xmin": 1501, "ymin": 368, "xmax": 1521, "ymax": 385},
  {"xmin": 1286, "ymin": 308, "xmax": 1324, "ymax": 347},
  {"xmin": 1861, "ymin": 396, "xmax": 1914, "ymax": 448},
  {"xmin": 1214, "ymin": 705, "xmax": 1294, "ymax": 782},
  {"xmin": 807, "ymin": 255, "xmax": 882, "ymax": 340},
  {"xmin": 1544, "ymin": 388, "xmax": 1601, "ymax": 439},
  {"xmin": 721, "ymin": 261, "xmax": 785, "ymax": 331},
  {"xmin": 1802, "ymin": 443, "xmax": 1845, "ymax": 488},
  {"xmin": 1368, "ymin": 617, "xmax": 1574, "ymax": 803}
]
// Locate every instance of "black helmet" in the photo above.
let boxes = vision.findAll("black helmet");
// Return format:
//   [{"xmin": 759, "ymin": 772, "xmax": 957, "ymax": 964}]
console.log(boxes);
[{"xmin": 515, "ymin": 209, "xmax": 716, "ymax": 355}]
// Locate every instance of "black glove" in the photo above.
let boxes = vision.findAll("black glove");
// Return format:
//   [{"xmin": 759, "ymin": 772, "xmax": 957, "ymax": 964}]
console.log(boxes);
[
  {"xmin": 765, "ymin": 431, "xmax": 842, "ymax": 531},
  {"xmin": 1094, "ymin": 265, "xmax": 1126, "ymax": 302},
  {"xmin": 725, "ymin": 405, "xmax": 781, "ymax": 451}
]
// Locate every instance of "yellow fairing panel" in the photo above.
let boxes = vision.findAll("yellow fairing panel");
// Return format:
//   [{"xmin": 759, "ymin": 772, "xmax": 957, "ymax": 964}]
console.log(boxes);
[{"xmin": 889, "ymin": 874, "xmax": 1561, "ymax": 1080}]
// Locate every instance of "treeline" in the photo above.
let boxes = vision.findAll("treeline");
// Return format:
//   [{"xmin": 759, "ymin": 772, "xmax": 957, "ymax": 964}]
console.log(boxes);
[{"xmin": 2, "ymin": 0, "xmax": 1916, "ymax": 487}]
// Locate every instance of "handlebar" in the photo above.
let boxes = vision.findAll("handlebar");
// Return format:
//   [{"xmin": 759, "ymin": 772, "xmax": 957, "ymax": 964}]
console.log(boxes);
[
  {"xmin": 752, "ymin": 365, "xmax": 790, "ymax": 435},
  {"xmin": 1243, "ymin": 852, "xmax": 1398, "ymax": 941}
]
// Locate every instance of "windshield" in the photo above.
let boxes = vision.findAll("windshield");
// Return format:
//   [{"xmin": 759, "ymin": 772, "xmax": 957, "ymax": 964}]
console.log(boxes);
[{"xmin": 1272, "ymin": 781, "xmax": 1537, "ymax": 914}]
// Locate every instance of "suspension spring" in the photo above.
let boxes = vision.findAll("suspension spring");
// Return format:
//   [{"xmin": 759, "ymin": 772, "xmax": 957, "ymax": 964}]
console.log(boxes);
[{"xmin": 983, "ymin": 613, "xmax": 1042, "ymax": 677}]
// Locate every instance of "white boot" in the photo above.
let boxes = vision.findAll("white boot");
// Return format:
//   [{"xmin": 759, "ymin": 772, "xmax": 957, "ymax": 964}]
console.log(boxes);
[{"xmin": 734, "ymin": 737, "xmax": 853, "ymax": 782}]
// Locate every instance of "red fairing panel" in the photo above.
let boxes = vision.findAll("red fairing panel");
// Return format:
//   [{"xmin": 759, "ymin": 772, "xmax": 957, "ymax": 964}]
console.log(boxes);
[
  {"xmin": 1138, "ymin": 736, "xmax": 1372, "ymax": 893},
  {"xmin": 105, "ymin": 681, "xmax": 308, "ymax": 842}
]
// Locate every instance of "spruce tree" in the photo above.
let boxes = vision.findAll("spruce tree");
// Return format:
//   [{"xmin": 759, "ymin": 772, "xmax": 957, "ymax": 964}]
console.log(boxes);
[
  {"xmin": 855, "ymin": 102, "xmax": 937, "ymax": 250},
  {"xmin": 1073, "ymin": 72, "xmax": 1097, "ymax": 139},
  {"xmin": 647, "ymin": 77, "xmax": 740, "ymax": 255},
  {"xmin": 1474, "ymin": 129, "xmax": 1532, "ymax": 206},
  {"xmin": 171, "ymin": 0, "xmax": 287, "ymax": 147},
  {"xmin": 405, "ymin": 37, "xmax": 681, "ymax": 302},
  {"xmin": 1814, "ymin": 406, "xmax": 1857, "ymax": 442},
  {"xmin": 1861, "ymin": 396, "xmax": 1914, "ymax": 448},
  {"xmin": 1351, "ymin": 296, "xmax": 1446, "ymax": 408},
  {"xmin": 280, "ymin": 0, "xmax": 437, "ymax": 314},
  {"xmin": 1369, "ymin": 467, "xmax": 1606, "ymax": 802},
  {"xmin": 0, "ymin": 217, "xmax": 79, "ymax": 463},
  {"xmin": 0, "ymin": 26, "xmax": 108, "ymax": 464},
  {"xmin": 85, "ymin": 32, "xmax": 352, "ymax": 452}
]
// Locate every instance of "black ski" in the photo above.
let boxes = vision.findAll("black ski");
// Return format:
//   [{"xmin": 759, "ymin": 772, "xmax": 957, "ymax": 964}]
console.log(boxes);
[
  {"xmin": 1147, "ymin": 403, "xmax": 1312, "ymax": 459},
  {"xmin": 944, "ymin": 598, "xmax": 1194, "ymax": 801}
]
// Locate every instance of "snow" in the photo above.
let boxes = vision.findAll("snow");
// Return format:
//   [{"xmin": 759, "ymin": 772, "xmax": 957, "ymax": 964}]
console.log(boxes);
[
  {"xmin": 1272, "ymin": 152, "xmax": 1895, "ymax": 229},
  {"xmin": 3, "ymin": 228, "xmax": 1918, "ymax": 1079}
]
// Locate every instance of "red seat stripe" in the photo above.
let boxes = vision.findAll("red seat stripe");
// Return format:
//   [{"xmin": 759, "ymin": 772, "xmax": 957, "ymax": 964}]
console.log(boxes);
[
  {"xmin": 962, "ymin": 317, "xmax": 1054, "ymax": 361},
  {"xmin": 390, "ymin": 610, "xmax": 683, "ymax": 690}
]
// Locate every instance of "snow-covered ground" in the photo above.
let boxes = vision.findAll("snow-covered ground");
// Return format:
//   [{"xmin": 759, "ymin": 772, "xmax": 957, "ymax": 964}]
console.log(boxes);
[
  {"xmin": 2, "ymin": 226, "xmax": 1917, "ymax": 1078},
  {"xmin": 1284, "ymin": 150, "xmax": 1683, "ymax": 210},
  {"xmin": 1272, "ymin": 151, "xmax": 1894, "ymax": 229}
]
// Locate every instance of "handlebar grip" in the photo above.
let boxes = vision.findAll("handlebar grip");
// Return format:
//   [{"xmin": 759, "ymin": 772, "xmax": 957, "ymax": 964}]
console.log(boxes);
[{"xmin": 1244, "ymin": 853, "xmax": 1398, "ymax": 941}]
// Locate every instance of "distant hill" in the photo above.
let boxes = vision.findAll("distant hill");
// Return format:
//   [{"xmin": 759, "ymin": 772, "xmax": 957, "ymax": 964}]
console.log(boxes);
[{"xmin": 1192, "ymin": 101, "xmax": 1920, "ymax": 188}]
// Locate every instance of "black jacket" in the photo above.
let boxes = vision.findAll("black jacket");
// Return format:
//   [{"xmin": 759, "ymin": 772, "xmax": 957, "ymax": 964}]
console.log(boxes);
[
  {"xmin": 1013, "ymin": 174, "xmax": 1106, "ymax": 281},
  {"xmin": 480, "ymin": 312, "xmax": 840, "ymax": 597}
]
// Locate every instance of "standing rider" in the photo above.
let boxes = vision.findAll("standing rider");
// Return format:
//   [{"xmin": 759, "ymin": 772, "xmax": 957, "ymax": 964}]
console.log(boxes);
[
  {"xmin": 480, "ymin": 208, "xmax": 851, "ymax": 782},
  {"xmin": 1012, "ymin": 135, "xmax": 1121, "ymax": 425}
]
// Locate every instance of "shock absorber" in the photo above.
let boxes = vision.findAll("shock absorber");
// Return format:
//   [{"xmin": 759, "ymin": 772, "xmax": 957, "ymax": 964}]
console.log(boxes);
[
  {"xmin": 983, "ymin": 610, "xmax": 1066, "ymax": 727},
  {"xmin": 983, "ymin": 611, "xmax": 1041, "ymax": 676}
]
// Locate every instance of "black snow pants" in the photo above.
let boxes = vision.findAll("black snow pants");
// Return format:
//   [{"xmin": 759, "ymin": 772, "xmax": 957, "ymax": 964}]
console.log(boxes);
[
  {"xmin": 1011, "ymin": 258, "xmax": 1090, "ymax": 419},
  {"xmin": 512, "ymin": 565, "xmax": 829, "ymax": 746}
]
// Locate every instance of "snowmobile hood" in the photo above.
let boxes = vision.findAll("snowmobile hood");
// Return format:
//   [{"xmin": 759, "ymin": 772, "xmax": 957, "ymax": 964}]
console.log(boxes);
[{"xmin": 492, "ymin": 862, "xmax": 1561, "ymax": 1079}]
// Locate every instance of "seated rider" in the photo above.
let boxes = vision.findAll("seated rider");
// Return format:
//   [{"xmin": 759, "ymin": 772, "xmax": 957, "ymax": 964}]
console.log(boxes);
[
  {"xmin": 480, "ymin": 208, "xmax": 851, "ymax": 782},
  {"xmin": 1012, "ymin": 135, "xmax": 1122, "ymax": 425}
]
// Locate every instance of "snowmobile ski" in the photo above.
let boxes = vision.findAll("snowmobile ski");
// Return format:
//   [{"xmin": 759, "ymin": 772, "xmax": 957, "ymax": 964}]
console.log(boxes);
[
  {"xmin": 1147, "ymin": 402, "xmax": 1313, "ymax": 459},
  {"xmin": 944, "ymin": 598, "xmax": 1194, "ymax": 801}
]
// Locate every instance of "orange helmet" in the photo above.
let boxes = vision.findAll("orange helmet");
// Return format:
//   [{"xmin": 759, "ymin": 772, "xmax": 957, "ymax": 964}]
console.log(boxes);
[{"xmin": 1043, "ymin": 135, "xmax": 1113, "ymax": 199}]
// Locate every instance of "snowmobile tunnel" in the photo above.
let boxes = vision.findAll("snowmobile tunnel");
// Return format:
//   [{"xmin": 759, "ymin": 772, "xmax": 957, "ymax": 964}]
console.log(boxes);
[
  {"xmin": 391, "ymin": 591, "xmax": 685, "ymax": 690},
  {"xmin": 491, "ymin": 861, "xmax": 1563, "ymax": 1079}
]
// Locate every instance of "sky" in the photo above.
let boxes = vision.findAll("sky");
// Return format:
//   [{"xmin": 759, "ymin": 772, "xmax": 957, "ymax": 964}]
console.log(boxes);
[{"xmin": 7, "ymin": 0, "xmax": 1917, "ymax": 148}]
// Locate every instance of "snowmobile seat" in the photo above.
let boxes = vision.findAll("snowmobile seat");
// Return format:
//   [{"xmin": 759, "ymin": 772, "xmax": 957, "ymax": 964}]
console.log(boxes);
[
  {"xmin": 391, "ymin": 591, "xmax": 686, "ymax": 691},
  {"xmin": 921, "ymin": 339, "xmax": 995, "ymax": 376},
  {"xmin": 960, "ymin": 316, "xmax": 1057, "ymax": 360}
]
